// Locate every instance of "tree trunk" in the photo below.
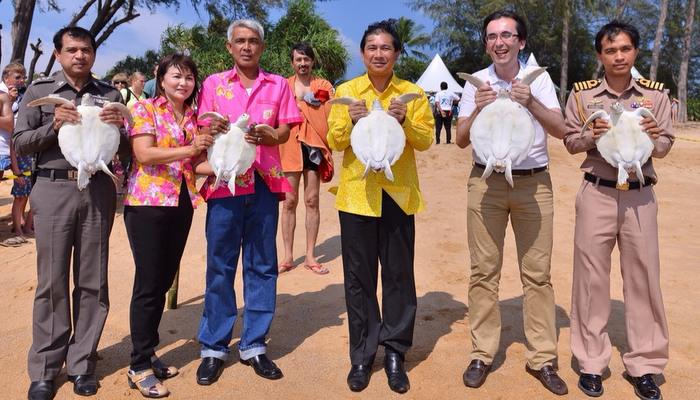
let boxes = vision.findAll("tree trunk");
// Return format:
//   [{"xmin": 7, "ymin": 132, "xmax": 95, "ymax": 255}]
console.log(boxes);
[
  {"xmin": 42, "ymin": 0, "xmax": 139, "ymax": 76},
  {"xmin": 677, "ymin": 0, "xmax": 696, "ymax": 123},
  {"xmin": 559, "ymin": 1, "xmax": 570, "ymax": 106},
  {"xmin": 593, "ymin": 0, "xmax": 629, "ymax": 78},
  {"xmin": 27, "ymin": 38, "xmax": 43, "ymax": 85},
  {"xmin": 10, "ymin": 0, "xmax": 37, "ymax": 64},
  {"xmin": 649, "ymin": 0, "xmax": 669, "ymax": 81}
]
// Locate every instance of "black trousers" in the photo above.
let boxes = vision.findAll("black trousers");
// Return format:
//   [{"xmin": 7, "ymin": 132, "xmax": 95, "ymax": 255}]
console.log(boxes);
[
  {"xmin": 124, "ymin": 181, "xmax": 193, "ymax": 371},
  {"xmin": 339, "ymin": 191, "xmax": 416, "ymax": 365},
  {"xmin": 435, "ymin": 113, "xmax": 452, "ymax": 144}
]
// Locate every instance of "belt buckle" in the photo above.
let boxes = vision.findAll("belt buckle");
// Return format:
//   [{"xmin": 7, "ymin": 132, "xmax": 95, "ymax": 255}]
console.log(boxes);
[
  {"xmin": 67, "ymin": 170, "xmax": 79, "ymax": 180},
  {"xmin": 616, "ymin": 182, "xmax": 629, "ymax": 191}
]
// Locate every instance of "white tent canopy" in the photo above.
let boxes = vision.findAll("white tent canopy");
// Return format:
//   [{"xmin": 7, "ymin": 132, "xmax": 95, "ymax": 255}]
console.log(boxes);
[{"xmin": 416, "ymin": 54, "xmax": 463, "ymax": 93}]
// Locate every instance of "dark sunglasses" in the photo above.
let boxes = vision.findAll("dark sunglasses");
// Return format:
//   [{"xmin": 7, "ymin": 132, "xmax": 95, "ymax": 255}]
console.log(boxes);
[{"xmin": 112, "ymin": 80, "xmax": 127, "ymax": 85}]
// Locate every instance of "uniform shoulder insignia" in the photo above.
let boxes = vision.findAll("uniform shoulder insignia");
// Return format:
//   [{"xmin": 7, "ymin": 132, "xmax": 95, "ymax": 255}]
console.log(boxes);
[
  {"xmin": 96, "ymin": 79, "xmax": 114, "ymax": 88},
  {"xmin": 636, "ymin": 77, "xmax": 665, "ymax": 91},
  {"xmin": 573, "ymin": 79, "xmax": 602, "ymax": 92},
  {"xmin": 30, "ymin": 76, "xmax": 54, "ymax": 86}
]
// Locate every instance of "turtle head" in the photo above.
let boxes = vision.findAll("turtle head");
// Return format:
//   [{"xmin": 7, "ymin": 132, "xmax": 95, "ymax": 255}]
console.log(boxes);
[
  {"xmin": 609, "ymin": 102, "xmax": 625, "ymax": 125},
  {"xmin": 81, "ymin": 93, "xmax": 96, "ymax": 107},
  {"xmin": 234, "ymin": 113, "xmax": 250, "ymax": 129},
  {"xmin": 371, "ymin": 99, "xmax": 383, "ymax": 111}
]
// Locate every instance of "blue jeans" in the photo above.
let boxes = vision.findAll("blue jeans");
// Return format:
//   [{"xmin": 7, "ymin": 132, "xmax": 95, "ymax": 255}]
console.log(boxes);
[{"xmin": 197, "ymin": 176, "xmax": 280, "ymax": 361}]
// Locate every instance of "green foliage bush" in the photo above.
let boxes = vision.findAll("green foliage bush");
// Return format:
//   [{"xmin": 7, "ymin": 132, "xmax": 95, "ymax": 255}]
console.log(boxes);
[{"xmin": 687, "ymin": 98, "xmax": 700, "ymax": 122}]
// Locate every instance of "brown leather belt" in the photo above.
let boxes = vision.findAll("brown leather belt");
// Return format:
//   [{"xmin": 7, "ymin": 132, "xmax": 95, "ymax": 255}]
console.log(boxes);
[
  {"xmin": 37, "ymin": 169, "xmax": 79, "ymax": 181},
  {"xmin": 584, "ymin": 172, "xmax": 653, "ymax": 191},
  {"xmin": 474, "ymin": 163, "xmax": 547, "ymax": 176}
]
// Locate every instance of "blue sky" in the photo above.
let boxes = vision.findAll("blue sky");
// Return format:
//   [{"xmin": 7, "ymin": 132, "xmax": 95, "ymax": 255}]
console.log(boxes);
[{"xmin": 0, "ymin": 0, "xmax": 436, "ymax": 79}]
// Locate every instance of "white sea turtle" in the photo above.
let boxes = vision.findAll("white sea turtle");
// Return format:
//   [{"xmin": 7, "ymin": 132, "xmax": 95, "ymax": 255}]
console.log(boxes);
[
  {"xmin": 457, "ymin": 67, "xmax": 548, "ymax": 187},
  {"xmin": 328, "ymin": 93, "xmax": 420, "ymax": 181},
  {"xmin": 199, "ymin": 112, "xmax": 275, "ymax": 195},
  {"xmin": 581, "ymin": 102, "xmax": 656, "ymax": 186},
  {"xmin": 28, "ymin": 93, "xmax": 132, "ymax": 190}
]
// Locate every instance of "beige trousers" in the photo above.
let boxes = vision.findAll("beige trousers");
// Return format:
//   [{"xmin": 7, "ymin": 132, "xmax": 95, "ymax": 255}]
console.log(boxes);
[
  {"xmin": 467, "ymin": 168, "xmax": 557, "ymax": 369},
  {"xmin": 570, "ymin": 180, "xmax": 669, "ymax": 376}
]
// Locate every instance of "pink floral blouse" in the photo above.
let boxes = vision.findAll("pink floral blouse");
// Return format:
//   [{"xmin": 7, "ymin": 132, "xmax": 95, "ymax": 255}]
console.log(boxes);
[
  {"xmin": 197, "ymin": 67, "xmax": 303, "ymax": 200},
  {"xmin": 125, "ymin": 96, "xmax": 204, "ymax": 207}
]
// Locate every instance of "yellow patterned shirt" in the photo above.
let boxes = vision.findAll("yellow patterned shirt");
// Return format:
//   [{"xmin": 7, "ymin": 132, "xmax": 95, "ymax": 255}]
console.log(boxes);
[{"xmin": 327, "ymin": 73, "xmax": 434, "ymax": 217}]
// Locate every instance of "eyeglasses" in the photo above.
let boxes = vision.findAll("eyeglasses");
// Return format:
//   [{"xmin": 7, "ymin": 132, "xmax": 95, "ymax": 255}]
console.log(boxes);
[
  {"xmin": 112, "ymin": 80, "xmax": 127, "ymax": 85},
  {"xmin": 485, "ymin": 31, "xmax": 519, "ymax": 42}
]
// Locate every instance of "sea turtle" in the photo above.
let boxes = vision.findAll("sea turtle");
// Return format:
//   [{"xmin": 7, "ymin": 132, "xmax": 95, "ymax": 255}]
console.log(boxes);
[
  {"xmin": 581, "ymin": 101, "xmax": 656, "ymax": 186},
  {"xmin": 199, "ymin": 112, "xmax": 275, "ymax": 195},
  {"xmin": 457, "ymin": 67, "xmax": 548, "ymax": 187},
  {"xmin": 328, "ymin": 93, "xmax": 420, "ymax": 181},
  {"xmin": 28, "ymin": 93, "xmax": 132, "ymax": 190}
]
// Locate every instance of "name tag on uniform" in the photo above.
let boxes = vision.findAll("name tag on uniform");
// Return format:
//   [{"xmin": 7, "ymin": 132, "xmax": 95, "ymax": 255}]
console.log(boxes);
[
  {"xmin": 587, "ymin": 99, "xmax": 604, "ymax": 110},
  {"xmin": 90, "ymin": 95, "xmax": 110, "ymax": 107}
]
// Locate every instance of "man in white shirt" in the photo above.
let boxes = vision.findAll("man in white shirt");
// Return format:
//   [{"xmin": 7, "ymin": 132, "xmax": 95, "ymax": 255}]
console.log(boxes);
[
  {"xmin": 455, "ymin": 9, "xmax": 568, "ymax": 396},
  {"xmin": 433, "ymin": 81, "xmax": 459, "ymax": 144}
]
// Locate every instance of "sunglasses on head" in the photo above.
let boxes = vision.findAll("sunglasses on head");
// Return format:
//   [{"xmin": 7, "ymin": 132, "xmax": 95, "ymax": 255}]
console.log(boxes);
[{"xmin": 113, "ymin": 80, "xmax": 127, "ymax": 85}]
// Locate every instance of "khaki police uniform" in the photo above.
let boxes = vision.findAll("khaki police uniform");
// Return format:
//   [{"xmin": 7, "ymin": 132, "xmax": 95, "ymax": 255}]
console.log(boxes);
[
  {"xmin": 13, "ymin": 71, "xmax": 126, "ymax": 381},
  {"xmin": 563, "ymin": 77, "xmax": 673, "ymax": 377}
]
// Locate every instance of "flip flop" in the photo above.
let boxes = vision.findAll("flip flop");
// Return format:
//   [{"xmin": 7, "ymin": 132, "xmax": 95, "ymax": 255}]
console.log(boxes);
[
  {"xmin": 278, "ymin": 262, "xmax": 296, "ymax": 273},
  {"xmin": 304, "ymin": 263, "xmax": 329, "ymax": 275},
  {"xmin": 0, "ymin": 236, "xmax": 25, "ymax": 247}
]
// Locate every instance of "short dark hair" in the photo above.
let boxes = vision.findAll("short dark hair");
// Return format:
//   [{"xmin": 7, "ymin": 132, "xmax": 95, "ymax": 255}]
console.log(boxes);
[
  {"xmin": 155, "ymin": 54, "xmax": 199, "ymax": 107},
  {"xmin": 440, "ymin": 82, "xmax": 448, "ymax": 90},
  {"xmin": 53, "ymin": 26, "xmax": 96, "ymax": 52},
  {"xmin": 481, "ymin": 10, "xmax": 528, "ymax": 45},
  {"xmin": 360, "ymin": 19, "xmax": 402, "ymax": 53},
  {"xmin": 595, "ymin": 20, "xmax": 640, "ymax": 53},
  {"xmin": 290, "ymin": 42, "xmax": 316, "ymax": 61}
]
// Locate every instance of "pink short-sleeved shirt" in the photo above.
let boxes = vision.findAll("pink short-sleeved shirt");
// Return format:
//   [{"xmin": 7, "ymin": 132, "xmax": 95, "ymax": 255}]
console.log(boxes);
[
  {"xmin": 125, "ymin": 97, "xmax": 204, "ymax": 207},
  {"xmin": 197, "ymin": 67, "xmax": 303, "ymax": 200}
]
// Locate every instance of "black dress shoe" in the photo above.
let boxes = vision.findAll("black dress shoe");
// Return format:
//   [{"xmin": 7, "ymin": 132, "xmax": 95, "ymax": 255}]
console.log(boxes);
[
  {"xmin": 27, "ymin": 380, "xmax": 54, "ymax": 400},
  {"xmin": 240, "ymin": 354, "xmax": 283, "ymax": 380},
  {"xmin": 526, "ymin": 365, "xmax": 568, "ymax": 395},
  {"xmin": 627, "ymin": 374, "xmax": 662, "ymax": 400},
  {"xmin": 196, "ymin": 357, "xmax": 225, "ymax": 385},
  {"xmin": 578, "ymin": 373, "xmax": 603, "ymax": 397},
  {"xmin": 68, "ymin": 374, "xmax": 98, "ymax": 396},
  {"xmin": 384, "ymin": 350, "xmax": 410, "ymax": 394},
  {"xmin": 463, "ymin": 359, "xmax": 491, "ymax": 388},
  {"xmin": 347, "ymin": 364, "xmax": 371, "ymax": 392}
]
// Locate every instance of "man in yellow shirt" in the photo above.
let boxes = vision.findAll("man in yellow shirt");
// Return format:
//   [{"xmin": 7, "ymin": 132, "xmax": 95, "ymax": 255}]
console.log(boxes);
[{"xmin": 327, "ymin": 19, "xmax": 434, "ymax": 395}]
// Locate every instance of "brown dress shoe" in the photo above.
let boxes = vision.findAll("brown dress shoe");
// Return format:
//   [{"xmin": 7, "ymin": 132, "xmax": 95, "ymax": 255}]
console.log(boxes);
[
  {"xmin": 463, "ymin": 359, "xmax": 491, "ymax": 388},
  {"xmin": 526, "ymin": 365, "xmax": 568, "ymax": 395}
]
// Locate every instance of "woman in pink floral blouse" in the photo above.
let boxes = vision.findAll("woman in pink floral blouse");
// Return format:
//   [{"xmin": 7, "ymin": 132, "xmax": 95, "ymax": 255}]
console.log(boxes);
[{"xmin": 124, "ymin": 54, "xmax": 213, "ymax": 398}]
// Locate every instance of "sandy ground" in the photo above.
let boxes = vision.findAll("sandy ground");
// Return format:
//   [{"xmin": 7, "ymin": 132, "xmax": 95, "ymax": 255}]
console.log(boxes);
[{"xmin": 1, "ymin": 123, "xmax": 699, "ymax": 399}]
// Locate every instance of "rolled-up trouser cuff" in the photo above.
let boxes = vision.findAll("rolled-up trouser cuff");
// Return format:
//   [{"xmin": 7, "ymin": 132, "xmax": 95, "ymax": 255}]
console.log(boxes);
[
  {"xmin": 239, "ymin": 345, "xmax": 266, "ymax": 360},
  {"xmin": 201, "ymin": 347, "xmax": 229, "ymax": 361}
]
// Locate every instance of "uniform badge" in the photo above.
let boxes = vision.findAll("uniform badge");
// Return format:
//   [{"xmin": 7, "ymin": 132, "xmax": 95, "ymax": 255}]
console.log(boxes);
[
  {"xmin": 263, "ymin": 109, "xmax": 273, "ymax": 120},
  {"xmin": 587, "ymin": 99, "xmax": 604, "ymax": 110}
]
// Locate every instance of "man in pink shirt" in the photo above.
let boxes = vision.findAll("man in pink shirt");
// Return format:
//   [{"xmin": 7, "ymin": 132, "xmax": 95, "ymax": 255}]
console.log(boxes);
[{"xmin": 194, "ymin": 19, "xmax": 302, "ymax": 385}]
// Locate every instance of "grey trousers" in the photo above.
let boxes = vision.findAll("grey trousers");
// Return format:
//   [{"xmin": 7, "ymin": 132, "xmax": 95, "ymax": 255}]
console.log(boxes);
[{"xmin": 27, "ymin": 173, "xmax": 116, "ymax": 381}]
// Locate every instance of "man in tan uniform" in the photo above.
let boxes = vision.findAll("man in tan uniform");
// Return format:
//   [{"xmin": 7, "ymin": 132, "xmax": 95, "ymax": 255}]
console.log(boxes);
[
  {"xmin": 278, "ymin": 42, "xmax": 334, "ymax": 275},
  {"xmin": 563, "ymin": 20, "xmax": 673, "ymax": 400},
  {"xmin": 14, "ymin": 27, "xmax": 126, "ymax": 400}
]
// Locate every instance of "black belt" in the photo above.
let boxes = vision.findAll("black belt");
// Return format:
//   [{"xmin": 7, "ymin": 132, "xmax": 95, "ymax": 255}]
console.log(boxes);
[
  {"xmin": 474, "ymin": 163, "xmax": 547, "ymax": 176},
  {"xmin": 584, "ymin": 172, "xmax": 654, "ymax": 191},
  {"xmin": 37, "ymin": 169, "xmax": 79, "ymax": 181}
]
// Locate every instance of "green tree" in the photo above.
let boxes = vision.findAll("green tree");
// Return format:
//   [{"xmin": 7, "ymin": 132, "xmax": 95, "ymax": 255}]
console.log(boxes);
[
  {"xmin": 105, "ymin": 49, "xmax": 161, "ymax": 80},
  {"xmin": 394, "ymin": 57, "xmax": 427, "ymax": 83},
  {"xmin": 261, "ymin": 0, "xmax": 349, "ymax": 83},
  {"xmin": 395, "ymin": 16, "xmax": 430, "ymax": 59}
]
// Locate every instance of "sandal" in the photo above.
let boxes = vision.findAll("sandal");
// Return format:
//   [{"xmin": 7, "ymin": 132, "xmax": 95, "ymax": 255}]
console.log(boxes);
[
  {"xmin": 0, "ymin": 236, "xmax": 25, "ymax": 247},
  {"xmin": 304, "ymin": 263, "xmax": 329, "ymax": 275},
  {"xmin": 278, "ymin": 262, "xmax": 296, "ymax": 273},
  {"xmin": 151, "ymin": 357, "xmax": 178, "ymax": 379},
  {"xmin": 127, "ymin": 369, "xmax": 169, "ymax": 398}
]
